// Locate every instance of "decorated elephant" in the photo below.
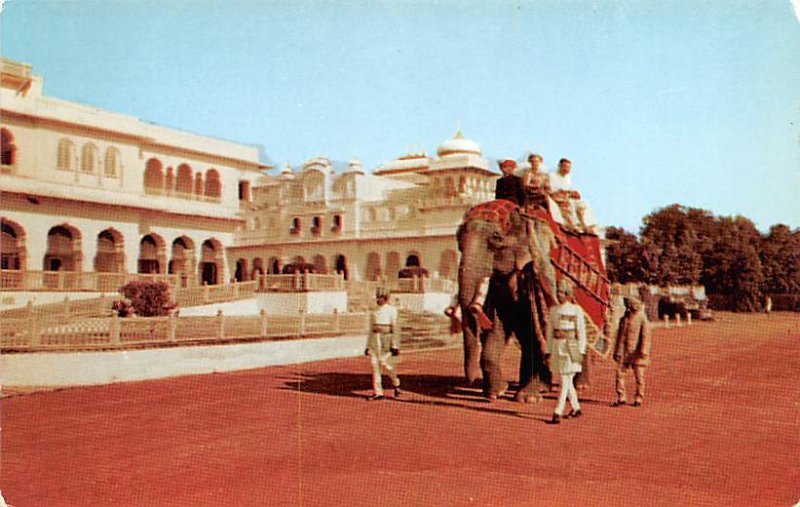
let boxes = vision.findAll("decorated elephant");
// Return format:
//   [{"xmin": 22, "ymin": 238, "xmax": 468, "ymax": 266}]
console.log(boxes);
[{"xmin": 455, "ymin": 200, "xmax": 555, "ymax": 401}]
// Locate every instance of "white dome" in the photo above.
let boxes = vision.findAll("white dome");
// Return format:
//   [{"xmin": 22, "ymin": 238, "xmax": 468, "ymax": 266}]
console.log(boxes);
[
  {"xmin": 345, "ymin": 158, "xmax": 365, "ymax": 174},
  {"xmin": 436, "ymin": 129, "xmax": 482, "ymax": 158},
  {"xmin": 280, "ymin": 162, "xmax": 294, "ymax": 179}
]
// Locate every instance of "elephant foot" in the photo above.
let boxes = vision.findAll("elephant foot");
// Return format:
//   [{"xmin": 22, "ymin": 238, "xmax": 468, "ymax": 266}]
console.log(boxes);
[
  {"xmin": 515, "ymin": 392, "xmax": 543, "ymax": 404},
  {"xmin": 485, "ymin": 384, "xmax": 508, "ymax": 403}
]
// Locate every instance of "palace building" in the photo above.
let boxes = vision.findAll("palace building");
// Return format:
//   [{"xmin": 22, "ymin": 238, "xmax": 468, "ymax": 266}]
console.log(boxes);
[{"xmin": 0, "ymin": 58, "xmax": 500, "ymax": 301}]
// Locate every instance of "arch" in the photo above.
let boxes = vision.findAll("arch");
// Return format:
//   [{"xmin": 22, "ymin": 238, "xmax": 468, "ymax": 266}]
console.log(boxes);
[
  {"xmin": 205, "ymin": 169, "xmax": 221, "ymax": 199},
  {"xmin": 365, "ymin": 252, "xmax": 382, "ymax": 281},
  {"xmin": 81, "ymin": 143, "xmax": 98, "ymax": 174},
  {"xmin": 95, "ymin": 228, "xmax": 125, "ymax": 273},
  {"xmin": 234, "ymin": 258, "xmax": 248, "ymax": 282},
  {"xmin": 268, "ymin": 256, "xmax": 281, "ymax": 275},
  {"xmin": 44, "ymin": 224, "xmax": 83, "ymax": 272},
  {"xmin": 1, "ymin": 218, "xmax": 27, "ymax": 271},
  {"xmin": 405, "ymin": 253, "xmax": 421, "ymax": 268},
  {"xmin": 104, "ymin": 147, "xmax": 121, "ymax": 178},
  {"xmin": 439, "ymin": 249, "xmax": 458, "ymax": 280},
  {"xmin": 144, "ymin": 158, "xmax": 164, "ymax": 193},
  {"xmin": 252, "ymin": 257, "xmax": 265, "ymax": 287},
  {"xmin": 1, "ymin": 128, "xmax": 16, "ymax": 166},
  {"xmin": 200, "ymin": 238, "xmax": 224, "ymax": 285},
  {"xmin": 385, "ymin": 251, "xmax": 401, "ymax": 279},
  {"xmin": 291, "ymin": 255, "xmax": 306, "ymax": 264},
  {"xmin": 312, "ymin": 254, "xmax": 327, "ymax": 274},
  {"xmin": 138, "ymin": 233, "xmax": 166, "ymax": 274},
  {"xmin": 169, "ymin": 236, "xmax": 196, "ymax": 286},
  {"xmin": 334, "ymin": 254, "xmax": 349, "ymax": 280},
  {"xmin": 176, "ymin": 163, "xmax": 193, "ymax": 195},
  {"xmin": 57, "ymin": 138, "xmax": 75, "ymax": 171}
]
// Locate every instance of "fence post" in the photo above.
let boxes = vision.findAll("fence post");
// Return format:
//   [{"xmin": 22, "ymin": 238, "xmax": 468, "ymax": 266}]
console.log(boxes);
[
  {"xmin": 28, "ymin": 301, "xmax": 40, "ymax": 347},
  {"xmin": 303, "ymin": 271, "xmax": 311, "ymax": 292},
  {"xmin": 663, "ymin": 314, "xmax": 670, "ymax": 328},
  {"xmin": 686, "ymin": 312, "xmax": 692, "ymax": 326},
  {"xmin": 298, "ymin": 309, "xmax": 306, "ymax": 337},
  {"xmin": 203, "ymin": 283, "xmax": 210, "ymax": 304},
  {"xmin": 63, "ymin": 295, "xmax": 70, "ymax": 320},
  {"xmin": 332, "ymin": 308, "xmax": 341, "ymax": 335},
  {"xmin": 217, "ymin": 309, "xmax": 225, "ymax": 340},
  {"xmin": 169, "ymin": 310, "xmax": 178, "ymax": 343},
  {"xmin": 110, "ymin": 310, "xmax": 120, "ymax": 346},
  {"xmin": 260, "ymin": 308, "xmax": 268, "ymax": 337},
  {"xmin": 294, "ymin": 271, "xmax": 301, "ymax": 291},
  {"xmin": 675, "ymin": 313, "xmax": 682, "ymax": 327},
  {"xmin": 234, "ymin": 281, "xmax": 240, "ymax": 299}
]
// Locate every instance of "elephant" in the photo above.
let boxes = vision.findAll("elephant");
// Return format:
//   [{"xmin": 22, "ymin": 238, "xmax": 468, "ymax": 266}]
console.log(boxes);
[{"xmin": 456, "ymin": 200, "xmax": 554, "ymax": 401}]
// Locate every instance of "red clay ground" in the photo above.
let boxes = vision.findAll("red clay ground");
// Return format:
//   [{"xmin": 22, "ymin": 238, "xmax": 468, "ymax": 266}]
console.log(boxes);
[{"xmin": 1, "ymin": 313, "xmax": 798, "ymax": 506}]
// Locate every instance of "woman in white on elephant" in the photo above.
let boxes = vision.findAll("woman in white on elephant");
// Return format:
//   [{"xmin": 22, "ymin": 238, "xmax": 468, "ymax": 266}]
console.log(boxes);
[{"xmin": 546, "ymin": 279, "xmax": 587, "ymax": 424}]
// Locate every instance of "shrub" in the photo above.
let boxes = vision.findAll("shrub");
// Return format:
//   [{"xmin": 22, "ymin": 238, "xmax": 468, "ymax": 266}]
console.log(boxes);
[{"xmin": 119, "ymin": 281, "xmax": 176, "ymax": 317}]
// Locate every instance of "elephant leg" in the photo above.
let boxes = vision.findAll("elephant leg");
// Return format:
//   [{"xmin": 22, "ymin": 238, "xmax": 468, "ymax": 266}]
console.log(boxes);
[
  {"xmin": 480, "ymin": 318, "xmax": 508, "ymax": 399},
  {"xmin": 461, "ymin": 309, "xmax": 482, "ymax": 385}
]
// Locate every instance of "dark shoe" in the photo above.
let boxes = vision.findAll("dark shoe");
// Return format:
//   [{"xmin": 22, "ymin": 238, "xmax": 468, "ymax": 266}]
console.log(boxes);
[
  {"xmin": 632, "ymin": 400, "xmax": 642, "ymax": 407},
  {"xmin": 610, "ymin": 400, "xmax": 626, "ymax": 407},
  {"xmin": 394, "ymin": 387, "xmax": 402, "ymax": 398},
  {"xmin": 565, "ymin": 409, "xmax": 583, "ymax": 419},
  {"xmin": 367, "ymin": 394, "xmax": 385, "ymax": 401},
  {"xmin": 549, "ymin": 414, "xmax": 561, "ymax": 424}
]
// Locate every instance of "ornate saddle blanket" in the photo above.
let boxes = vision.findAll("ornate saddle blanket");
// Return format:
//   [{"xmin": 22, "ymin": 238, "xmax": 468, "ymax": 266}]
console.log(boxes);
[{"xmin": 464, "ymin": 199, "xmax": 518, "ymax": 234}]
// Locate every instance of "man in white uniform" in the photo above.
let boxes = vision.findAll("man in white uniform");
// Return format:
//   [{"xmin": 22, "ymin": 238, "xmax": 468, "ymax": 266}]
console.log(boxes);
[
  {"xmin": 365, "ymin": 288, "xmax": 401, "ymax": 401},
  {"xmin": 549, "ymin": 158, "xmax": 597, "ymax": 233},
  {"xmin": 546, "ymin": 279, "xmax": 587, "ymax": 424}
]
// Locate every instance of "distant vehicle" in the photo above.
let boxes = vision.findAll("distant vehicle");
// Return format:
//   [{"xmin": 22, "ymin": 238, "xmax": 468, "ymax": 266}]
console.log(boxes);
[{"xmin": 658, "ymin": 285, "xmax": 714, "ymax": 321}]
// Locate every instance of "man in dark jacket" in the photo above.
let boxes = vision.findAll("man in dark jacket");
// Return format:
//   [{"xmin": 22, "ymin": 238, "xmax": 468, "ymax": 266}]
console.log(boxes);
[
  {"xmin": 611, "ymin": 297, "xmax": 652, "ymax": 407},
  {"xmin": 495, "ymin": 159, "xmax": 526, "ymax": 206}
]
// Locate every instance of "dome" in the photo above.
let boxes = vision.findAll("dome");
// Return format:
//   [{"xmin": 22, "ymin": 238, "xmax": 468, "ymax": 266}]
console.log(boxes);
[
  {"xmin": 436, "ymin": 129, "xmax": 482, "ymax": 158},
  {"xmin": 280, "ymin": 162, "xmax": 294, "ymax": 179},
  {"xmin": 344, "ymin": 158, "xmax": 365, "ymax": 175}
]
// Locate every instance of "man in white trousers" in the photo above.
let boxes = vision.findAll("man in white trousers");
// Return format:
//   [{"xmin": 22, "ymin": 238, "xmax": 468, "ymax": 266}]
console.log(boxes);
[
  {"xmin": 364, "ymin": 288, "xmax": 401, "ymax": 401},
  {"xmin": 546, "ymin": 279, "xmax": 587, "ymax": 424}
]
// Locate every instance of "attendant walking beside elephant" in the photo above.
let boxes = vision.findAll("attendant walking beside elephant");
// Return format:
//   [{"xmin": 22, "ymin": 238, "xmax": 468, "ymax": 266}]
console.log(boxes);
[
  {"xmin": 546, "ymin": 279, "xmax": 587, "ymax": 424},
  {"xmin": 611, "ymin": 296, "xmax": 651, "ymax": 407}
]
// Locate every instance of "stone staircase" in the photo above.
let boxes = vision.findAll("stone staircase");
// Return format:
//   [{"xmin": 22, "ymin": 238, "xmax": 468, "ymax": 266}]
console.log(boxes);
[{"xmin": 398, "ymin": 309, "xmax": 459, "ymax": 351}]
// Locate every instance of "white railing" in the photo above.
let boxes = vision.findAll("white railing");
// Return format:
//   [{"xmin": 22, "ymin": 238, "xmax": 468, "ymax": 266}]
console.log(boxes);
[
  {"xmin": 0, "ymin": 270, "xmax": 179, "ymax": 292},
  {"xmin": 1, "ymin": 310, "xmax": 371, "ymax": 352},
  {"xmin": 256, "ymin": 273, "xmax": 345, "ymax": 292},
  {"xmin": 173, "ymin": 280, "xmax": 258, "ymax": 306}
]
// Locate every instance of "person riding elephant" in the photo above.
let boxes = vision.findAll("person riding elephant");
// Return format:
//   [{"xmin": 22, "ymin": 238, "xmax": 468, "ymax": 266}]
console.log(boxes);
[{"xmin": 455, "ymin": 200, "xmax": 553, "ymax": 401}]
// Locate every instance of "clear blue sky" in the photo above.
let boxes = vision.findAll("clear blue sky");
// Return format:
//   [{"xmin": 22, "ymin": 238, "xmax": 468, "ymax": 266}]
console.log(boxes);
[{"xmin": 2, "ymin": 0, "xmax": 798, "ymax": 233}]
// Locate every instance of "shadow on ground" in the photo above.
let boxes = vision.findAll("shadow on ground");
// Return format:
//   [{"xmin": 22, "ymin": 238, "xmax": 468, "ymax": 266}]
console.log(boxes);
[{"xmin": 279, "ymin": 371, "xmax": 609, "ymax": 421}]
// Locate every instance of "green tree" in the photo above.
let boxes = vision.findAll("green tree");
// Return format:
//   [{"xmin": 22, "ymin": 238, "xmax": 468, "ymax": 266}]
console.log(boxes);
[
  {"xmin": 760, "ymin": 224, "xmax": 800, "ymax": 294},
  {"xmin": 604, "ymin": 226, "xmax": 645, "ymax": 284}
]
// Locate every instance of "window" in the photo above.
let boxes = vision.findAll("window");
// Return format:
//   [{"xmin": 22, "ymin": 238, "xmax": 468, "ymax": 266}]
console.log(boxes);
[
  {"xmin": 56, "ymin": 138, "xmax": 75, "ymax": 171},
  {"xmin": 238, "ymin": 180, "xmax": 251, "ymax": 201},
  {"xmin": 290, "ymin": 217, "xmax": 301, "ymax": 235},
  {"xmin": 144, "ymin": 158, "xmax": 164, "ymax": 193},
  {"xmin": 205, "ymin": 169, "xmax": 221, "ymax": 199},
  {"xmin": 331, "ymin": 214, "xmax": 342, "ymax": 233},
  {"xmin": 1, "ymin": 129, "xmax": 17, "ymax": 166},
  {"xmin": 311, "ymin": 216, "xmax": 322, "ymax": 235},
  {"xmin": 81, "ymin": 143, "xmax": 98, "ymax": 174},
  {"xmin": 104, "ymin": 147, "xmax": 120, "ymax": 178}
]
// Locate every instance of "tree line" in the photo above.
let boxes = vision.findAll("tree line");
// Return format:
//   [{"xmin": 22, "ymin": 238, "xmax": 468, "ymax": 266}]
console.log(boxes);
[{"xmin": 604, "ymin": 204, "xmax": 800, "ymax": 312}]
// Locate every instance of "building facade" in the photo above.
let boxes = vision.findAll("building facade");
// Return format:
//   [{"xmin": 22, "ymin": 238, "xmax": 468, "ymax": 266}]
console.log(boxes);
[{"xmin": 1, "ymin": 58, "xmax": 502, "ymax": 296}]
